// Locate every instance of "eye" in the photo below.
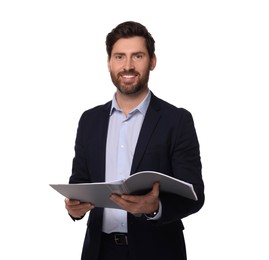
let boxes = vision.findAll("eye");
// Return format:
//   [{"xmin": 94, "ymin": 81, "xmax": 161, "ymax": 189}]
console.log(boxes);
[
  {"xmin": 133, "ymin": 54, "xmax": 143, "ymax": 60},
  {"xmin": 114, "ymin": 54, "xmax": 125, "ymax": 61}
]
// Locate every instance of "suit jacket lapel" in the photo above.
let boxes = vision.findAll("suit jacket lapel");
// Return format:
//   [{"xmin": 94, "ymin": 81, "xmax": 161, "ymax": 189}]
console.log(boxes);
[
  {"xmin": 93, "ymin": 101, "xmax": 111, "ymax": 182},
  {"xmin": 131, "ymin": 94, "xmax": 161, "ymax": 174}
]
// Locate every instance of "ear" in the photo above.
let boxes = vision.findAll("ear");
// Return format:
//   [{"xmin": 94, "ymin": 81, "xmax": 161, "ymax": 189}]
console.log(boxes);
[{"xmin": 150, "ymin": 54, "xmax": 157, "ymax": 71}]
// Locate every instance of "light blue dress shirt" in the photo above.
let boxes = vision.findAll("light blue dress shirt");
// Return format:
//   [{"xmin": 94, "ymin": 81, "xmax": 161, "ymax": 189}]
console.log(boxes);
[{"xmin": 102, "ymin": 91, "xmax": 151, "ymax": 233}]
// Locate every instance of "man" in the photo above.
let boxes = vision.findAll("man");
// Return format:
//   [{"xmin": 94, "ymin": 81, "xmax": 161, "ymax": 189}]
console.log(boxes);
[{"xmin": 65, "ymin": 21, "xmax": 205, "ymax": 260}]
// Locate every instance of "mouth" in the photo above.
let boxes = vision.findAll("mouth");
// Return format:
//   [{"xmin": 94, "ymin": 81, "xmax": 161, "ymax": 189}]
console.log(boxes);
[{"xmin": 120, "ymin": 73, "xmax": 138, "ymax": 84}]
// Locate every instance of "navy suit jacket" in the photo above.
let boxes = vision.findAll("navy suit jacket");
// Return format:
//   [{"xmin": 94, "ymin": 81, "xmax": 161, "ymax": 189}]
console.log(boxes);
[{"xmin": 69, "ymin": 92, "xmax": 205, "ymax": 260}]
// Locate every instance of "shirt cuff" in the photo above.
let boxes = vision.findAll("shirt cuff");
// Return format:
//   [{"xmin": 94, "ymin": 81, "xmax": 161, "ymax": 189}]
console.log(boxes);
[{"xmin": 145, "ymin": 200, "xmax": 162, "ymax": 220}]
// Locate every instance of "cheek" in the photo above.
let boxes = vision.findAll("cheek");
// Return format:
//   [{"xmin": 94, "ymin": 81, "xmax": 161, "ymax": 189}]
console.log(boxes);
[{"xmin": 108, "ymin": 63, "xmax": 121, "ymax": 73}]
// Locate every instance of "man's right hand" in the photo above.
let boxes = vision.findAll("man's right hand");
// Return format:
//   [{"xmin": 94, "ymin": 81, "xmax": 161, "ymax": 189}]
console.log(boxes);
[{"xmin": 65, "ymin": 198, "xmax": 94, "ymax": 218}]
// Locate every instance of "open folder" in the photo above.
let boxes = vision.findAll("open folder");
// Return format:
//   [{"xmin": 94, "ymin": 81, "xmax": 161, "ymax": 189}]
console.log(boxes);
[{"xmin": 50, "ymin": 171, "xmax": 197, "ymax": 209}]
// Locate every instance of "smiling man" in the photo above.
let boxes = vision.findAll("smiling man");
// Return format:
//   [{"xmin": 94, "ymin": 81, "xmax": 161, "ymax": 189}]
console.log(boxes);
[
  {"xmin": 64, "ymin": 21, "xmax": 205, "ymax": 260},
  {"xmin": 108, "ymin": 36, "xmax": 155, "ymax": 98}
]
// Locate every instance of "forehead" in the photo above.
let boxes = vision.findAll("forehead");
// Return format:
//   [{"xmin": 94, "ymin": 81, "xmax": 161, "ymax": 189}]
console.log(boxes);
[{"xmin": 112, "ymin": 36, "xmax": 148, "ymax": 54}]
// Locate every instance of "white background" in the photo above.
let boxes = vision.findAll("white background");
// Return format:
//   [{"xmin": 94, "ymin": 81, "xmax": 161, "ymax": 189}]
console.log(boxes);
[{"xmin": 1, "ymin": 0, "xmax": 268, "ymax": 259}]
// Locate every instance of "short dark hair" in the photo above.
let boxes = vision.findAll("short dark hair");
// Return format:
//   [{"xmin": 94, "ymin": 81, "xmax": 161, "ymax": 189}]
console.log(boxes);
[{"xmin": 106, "ymin": 21, "xmax": 155, "ymax": 59}]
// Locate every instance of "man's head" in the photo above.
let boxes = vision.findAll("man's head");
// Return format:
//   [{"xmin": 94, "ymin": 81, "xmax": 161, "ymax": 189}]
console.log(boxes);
[{"xmin": 106, "ymin": 21, "xmax": 156, "ymax": 96}]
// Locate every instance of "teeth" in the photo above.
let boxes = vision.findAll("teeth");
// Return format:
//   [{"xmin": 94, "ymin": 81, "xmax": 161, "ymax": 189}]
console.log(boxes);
[{"xmin": 123, "ymin": 75, "xmax": 135, "ymax": 78}]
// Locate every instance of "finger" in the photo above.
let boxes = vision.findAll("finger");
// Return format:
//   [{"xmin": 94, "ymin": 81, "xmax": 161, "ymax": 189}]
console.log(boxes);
[
  {"xmin": 152, "ymin": 182, "xmax": 160, "ymax": 196},
  {"xmin": 110, "ymin": 194, "xmax": 132, "ymax": 203},
  {"xmin": 118, "ymin": 182, "xmax": 160, "ymax": 203},
  {"xmin": 110, "ymin": 194, "xmax": 130, "ymax": 209},
  {"xmin": 65, "ymin": 198, "xmax": 80, "ymax": 205},
  {"xmin": 120, "ymin": 194, "xmax": 140, "ymax": 203}
]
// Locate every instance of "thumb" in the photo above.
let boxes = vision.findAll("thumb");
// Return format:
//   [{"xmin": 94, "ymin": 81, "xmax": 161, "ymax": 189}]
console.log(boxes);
[{"xmin": 152, "ymin": 182, "xmax": 160, "ymax": 197}]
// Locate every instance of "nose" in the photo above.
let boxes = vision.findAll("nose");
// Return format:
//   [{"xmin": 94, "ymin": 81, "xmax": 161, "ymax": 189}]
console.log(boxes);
[{"xmin": 123, "ymin": 57, "xmax": 134, "ymax": 71}]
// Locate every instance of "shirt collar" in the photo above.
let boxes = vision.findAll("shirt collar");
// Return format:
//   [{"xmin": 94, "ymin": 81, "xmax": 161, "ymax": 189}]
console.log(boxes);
[{"xmin": 110, "ymin": 90, "xmax": 151, "ymax": 117}]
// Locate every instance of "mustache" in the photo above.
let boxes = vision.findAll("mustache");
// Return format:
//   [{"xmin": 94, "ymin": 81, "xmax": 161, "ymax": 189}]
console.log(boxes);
[{"xmin": 119, "ymin": 70, "xmax": 138, "ymax": 76}]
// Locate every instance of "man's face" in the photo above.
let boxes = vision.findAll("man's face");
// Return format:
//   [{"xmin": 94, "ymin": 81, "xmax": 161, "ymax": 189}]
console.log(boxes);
[{"xmin": 108, "ymin": 36, "xmax": 156, "ymax": 95}]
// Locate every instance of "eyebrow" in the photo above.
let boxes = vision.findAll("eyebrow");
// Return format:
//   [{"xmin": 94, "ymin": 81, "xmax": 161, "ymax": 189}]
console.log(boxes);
[{"xmin": 112, "ymin": 51, "xmax": 146, "ymax": 56}]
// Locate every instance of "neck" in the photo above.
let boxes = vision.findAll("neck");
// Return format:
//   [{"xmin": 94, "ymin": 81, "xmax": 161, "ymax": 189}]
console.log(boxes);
[{"xmin": 116, "ymin": 88, "xmax": 149, "ymax": 116}]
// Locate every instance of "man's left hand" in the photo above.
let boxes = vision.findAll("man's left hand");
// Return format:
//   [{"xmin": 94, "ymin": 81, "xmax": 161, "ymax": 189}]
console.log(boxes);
[{"xmin": 110, "ymin": 182, "xmax": 160, "ymax": 215}]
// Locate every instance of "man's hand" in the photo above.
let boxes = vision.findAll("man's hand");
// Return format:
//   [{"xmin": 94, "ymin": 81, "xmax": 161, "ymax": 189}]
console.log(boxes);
[
  {"xmin": 110, "ymin": 182, "xmax": 160, "ymax": 215},
  {"xmin": 65, "ymin": 198, "xmax": 94, "ymax": 218}
]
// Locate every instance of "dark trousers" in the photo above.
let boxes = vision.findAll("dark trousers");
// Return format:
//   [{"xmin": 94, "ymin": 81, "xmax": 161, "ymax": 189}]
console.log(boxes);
[{"xmin": 98, "ymin": 233, "xmax": 129, "ymax": 260}]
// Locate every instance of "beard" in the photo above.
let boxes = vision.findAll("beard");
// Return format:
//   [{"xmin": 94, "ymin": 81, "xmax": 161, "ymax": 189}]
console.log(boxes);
[{"xmin": 110, "ymin": 68, "xmax": 150, "ymax": 95}]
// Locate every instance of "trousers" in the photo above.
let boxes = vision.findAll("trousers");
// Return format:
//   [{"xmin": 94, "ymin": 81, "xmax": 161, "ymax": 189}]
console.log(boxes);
[{"xmin": 98, "ymin": 233, "xmax": 129, "ymax": 260}]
